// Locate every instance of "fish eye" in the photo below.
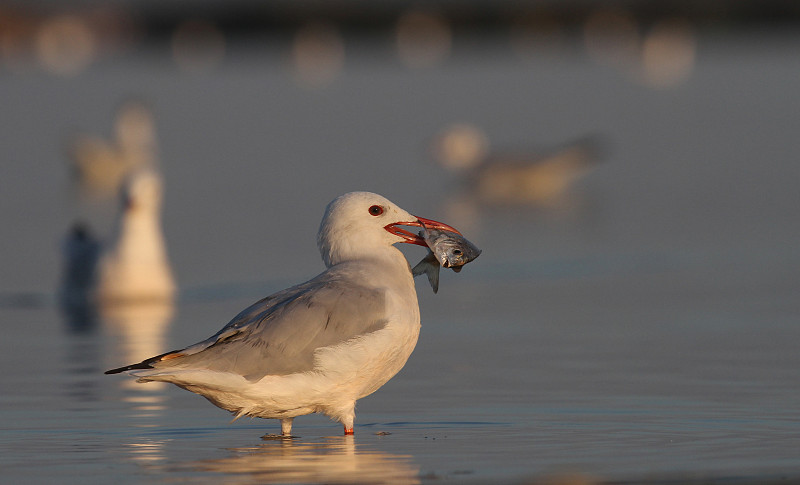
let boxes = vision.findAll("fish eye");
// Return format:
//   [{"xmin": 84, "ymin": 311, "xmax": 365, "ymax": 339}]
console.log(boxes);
[
  {"xmin": 452, "ymin": 249, "xmax": 462, "ymax": 255},
  {"xmin": 368, "ymin": 205, "xmax": 384, "ymax": 216}
]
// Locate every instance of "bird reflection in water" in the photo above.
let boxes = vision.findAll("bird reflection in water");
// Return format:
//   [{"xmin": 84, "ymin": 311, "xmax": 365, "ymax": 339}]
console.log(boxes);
[
  {"xmin": 125, "ymin": 437, "xmax": 172, "ymax": 465},
  {"xmin": 188, "ymin": 435, "xmax": 420, "ymax": 485},
  {"xmin": 103, "ymin": 301, "xmax": 175, "ymax": 465},
  {"xmin": 59, "ymin": 282, "xmax": 175, "ymax": 465}
]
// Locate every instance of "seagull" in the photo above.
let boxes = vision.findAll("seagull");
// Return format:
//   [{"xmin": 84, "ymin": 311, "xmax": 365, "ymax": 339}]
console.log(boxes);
[
  {"xmin": 67, "ymin": 100, "xmax": 158, "ymax": 197},
  {"xmin": 431, "ymin": 125, "xmax": 608, "ymax": 205},
  {"xmin": 95, "ymin": 169, "xmax": 175, "ymax": 303},
  {"xmin": 59, "ymin": 222, "xmax": 102, "ymax": 309},
  {"xmin": 106, "ymin": 191, "xmax": 460, "ymax": 436},
  {"xmin": 59, "ymin": 168, "xmax": 175, "ymax": 308},
  {"xmin": 58, "ymin": 222, "xmax": 102, "ymax": 329}
]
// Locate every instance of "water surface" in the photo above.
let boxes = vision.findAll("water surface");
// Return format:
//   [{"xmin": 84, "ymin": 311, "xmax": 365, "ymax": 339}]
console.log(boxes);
[{"xmin": 1, "ymin": 31, "xmax": 799, "ymax": 484}]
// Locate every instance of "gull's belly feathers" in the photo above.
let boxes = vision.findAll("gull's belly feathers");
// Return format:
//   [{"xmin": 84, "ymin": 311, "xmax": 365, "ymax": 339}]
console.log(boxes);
[
  {"xmin": 140, "ymin": 277, "xmax": 422, "ymax": 422},
  {"xmin": 161, "ymin": 319, "xmax": 421, "ymax": 421},
  {"xmin": 258, "ymin": 318, "xmax": 418, "ymax": 419}
]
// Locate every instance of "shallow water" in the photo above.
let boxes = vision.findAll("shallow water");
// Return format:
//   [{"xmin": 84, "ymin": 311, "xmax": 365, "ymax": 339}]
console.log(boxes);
[{"xmin": 1, "ymin": 31, "xmax": 800, "ymax": 484}]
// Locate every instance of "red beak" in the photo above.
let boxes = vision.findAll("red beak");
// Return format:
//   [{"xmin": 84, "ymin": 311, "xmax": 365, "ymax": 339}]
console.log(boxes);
[{"xmin": 385, "ymin": 216, "xmax": 462, "ymax": 247}]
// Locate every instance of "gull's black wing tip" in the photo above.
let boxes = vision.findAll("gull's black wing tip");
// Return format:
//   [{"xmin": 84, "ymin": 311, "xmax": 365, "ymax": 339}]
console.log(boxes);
[{"xmin": 104, "ymin": 348, "xmax": 183, "ymax": 374}]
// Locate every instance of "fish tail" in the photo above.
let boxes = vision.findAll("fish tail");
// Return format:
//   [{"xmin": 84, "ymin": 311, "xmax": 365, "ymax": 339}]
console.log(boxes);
[{"xmin": 428, "ymin": 264, "xmax": 440, "ymax": 293}]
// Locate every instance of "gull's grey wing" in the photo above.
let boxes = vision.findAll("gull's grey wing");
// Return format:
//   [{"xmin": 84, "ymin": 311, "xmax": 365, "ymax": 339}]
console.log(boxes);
[{"xmin": 146, "ymin": 276, "xmax": 388, "ymax": 380}]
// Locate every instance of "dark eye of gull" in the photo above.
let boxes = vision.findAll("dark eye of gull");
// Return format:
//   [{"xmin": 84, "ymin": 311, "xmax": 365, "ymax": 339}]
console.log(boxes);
[{"xmin": 368, "ymin": 205, "xmax": 384, "ymax": 216}]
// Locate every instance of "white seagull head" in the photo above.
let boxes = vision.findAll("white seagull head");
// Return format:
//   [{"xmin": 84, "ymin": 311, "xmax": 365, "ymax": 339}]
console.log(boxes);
[{"xmin": 317, "ymin": 191, "xmax": 458, "ymax": 267}]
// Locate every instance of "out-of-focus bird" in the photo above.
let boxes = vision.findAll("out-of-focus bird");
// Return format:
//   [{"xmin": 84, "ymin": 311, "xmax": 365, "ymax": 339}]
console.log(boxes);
[
  {"xmin": 59, "ymin": 222, "xmax": 102, "ymax": 325},
  {"xmin": 432, "ymin": 124, "xmax": 608, "ymax": 205},
  {"xmin": 67, "ymin": 100, "xmax": 158, "ymax": 197},
  {"xmin": 95, "ymin": 169, "xmax": 175, "ymax": 303}
]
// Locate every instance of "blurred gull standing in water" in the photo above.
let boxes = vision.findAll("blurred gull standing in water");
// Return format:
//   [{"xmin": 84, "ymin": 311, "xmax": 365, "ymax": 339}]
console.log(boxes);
[
  {"xmin": 106, "ymin": 192, "xmax": 464, "ymax": 437},
  {"xmin": 96, "ymin": 169, "xmax": 175, "ymax": 303},
  {"xmin": 432, "ymin": 124, "xmax": 608, "ymax": 206},
  {"xmin": 58, "ymin": 222, "xmax": 102, "ymax": 328},
  {"xmin": 60, "ymin": 168, "xmax": 175, "ymax": 306},
  {"xmin": 59, "ymin": 222, "xmax": 101, "ymax": 306},
  {"xmin": 67, "ymin": 100, "xmax": 158, "ymax": 197}
]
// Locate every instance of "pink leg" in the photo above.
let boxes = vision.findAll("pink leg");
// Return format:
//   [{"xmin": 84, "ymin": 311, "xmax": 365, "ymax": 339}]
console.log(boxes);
[
  {"xmin": 340, "ymin": 401, "xmax": 356, "ymax": 435},
  {"xmin": 281, "ymin": 418, "xmax": 293, "ymax": 436}
]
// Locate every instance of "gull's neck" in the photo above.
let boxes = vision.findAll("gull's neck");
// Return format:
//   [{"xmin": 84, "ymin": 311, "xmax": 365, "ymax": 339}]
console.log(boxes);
[
  {"xmin": 325, "ymin": 245, "xmax": 414, "ymax": 288},
  {"xmin": 112, "ymin": 209, "xmax": 168, "ymax": 263}
]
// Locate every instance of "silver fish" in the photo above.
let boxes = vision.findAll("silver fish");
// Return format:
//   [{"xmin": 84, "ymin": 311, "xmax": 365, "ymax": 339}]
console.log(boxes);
[
  {"xmin": 423, "ymin": 227, "xmax": 482, "ymax": 269},
  {"xmin": 412, "ymin": 228, "xmax": 481, "ymax": 293}
]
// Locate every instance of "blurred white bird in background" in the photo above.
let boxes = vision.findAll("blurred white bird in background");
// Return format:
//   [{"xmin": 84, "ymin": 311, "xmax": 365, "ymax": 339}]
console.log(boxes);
[
  {"xmin": 67, "ymin": 99, "xmax": 159, "ymax": 197},
  {"xmin": 432, "ymin": 123, "xmax": 608, "ymax": 206},
  {"xmin": 95, "ymin": 169, "xmax": 175, "ymax": 303},
  {"xmin": 60, "ymin": 168, "xmax": 175, "ymax": 308}
]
